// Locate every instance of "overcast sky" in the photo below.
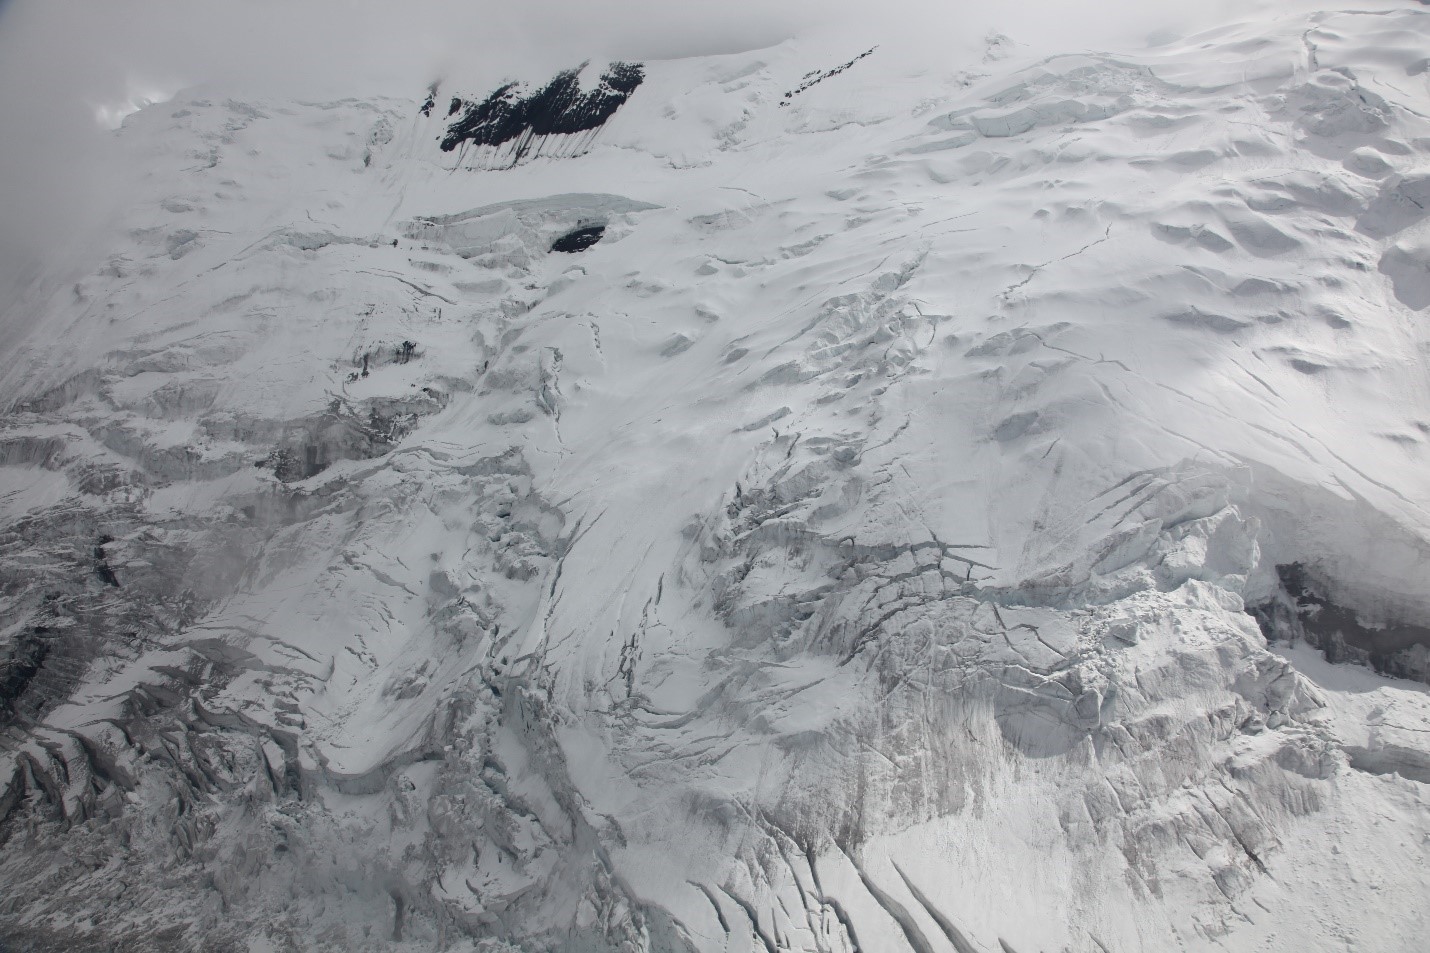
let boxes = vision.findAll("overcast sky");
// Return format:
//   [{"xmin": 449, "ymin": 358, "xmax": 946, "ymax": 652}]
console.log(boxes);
[
  {"xmin": 0, "ymin": 0, "xmax": 1364, "ymax": 312},
  {"xmin": 0, "ymin": 0, "xmax": 811, "ymax": 307}
]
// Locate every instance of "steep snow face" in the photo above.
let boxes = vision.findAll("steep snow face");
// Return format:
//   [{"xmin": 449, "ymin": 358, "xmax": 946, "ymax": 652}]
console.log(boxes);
[{"xmin": 3, "ymin": 5, "xmax": 1430, "ymax": 952}]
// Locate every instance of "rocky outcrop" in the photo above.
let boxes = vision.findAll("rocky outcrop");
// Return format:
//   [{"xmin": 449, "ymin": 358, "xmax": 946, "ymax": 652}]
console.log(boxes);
[
  {"xmin": 437, "ymin": 62, "xmax": 644, "ymax": 169},
  {"xmin": 1252, "ymin": 563, "xmax": 1430, "ymax": 684}
]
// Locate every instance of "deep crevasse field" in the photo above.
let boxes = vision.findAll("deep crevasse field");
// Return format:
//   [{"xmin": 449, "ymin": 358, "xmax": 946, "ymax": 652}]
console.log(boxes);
[{"xmin": 2, "ymin": 3, "xmax": 1430, "ymax": 951}]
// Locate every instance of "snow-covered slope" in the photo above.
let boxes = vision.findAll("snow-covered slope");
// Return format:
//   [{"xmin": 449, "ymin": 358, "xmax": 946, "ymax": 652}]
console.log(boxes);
[{"xmin": 3, "ymin": 4, "xmax": 1430, "ymax": 951}]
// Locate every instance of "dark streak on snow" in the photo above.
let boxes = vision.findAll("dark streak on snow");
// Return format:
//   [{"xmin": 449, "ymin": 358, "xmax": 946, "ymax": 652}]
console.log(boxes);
[{"xmin": 781, "ymin": 48, "xmax": 877, "ymax": 106}]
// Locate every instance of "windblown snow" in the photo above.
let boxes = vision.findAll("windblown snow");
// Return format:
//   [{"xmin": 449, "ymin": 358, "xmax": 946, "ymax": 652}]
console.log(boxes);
[{"xmin": 2, "ymin": 4, "xmax": 1430, "ymax": 952}]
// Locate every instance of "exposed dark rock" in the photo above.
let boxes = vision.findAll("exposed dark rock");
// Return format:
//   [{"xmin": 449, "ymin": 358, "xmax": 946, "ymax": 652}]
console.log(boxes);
[
  {"xmin": 94, "ymin": 535, "xmax": 120, "ymax": 588},
  {"xmin": 0, "ymin": 628, "xmax": 52, "ymax": 725},
  {"xmin": 439, "ymin": 62, "xmax": 643, "ymax": 166},
  {"xmin": 1250, "ymin": 562, "xmax": 1430, "ymax": 683},
  {"xmin": 550, "ymin": 224, "xmax": 605, "ymax": 253}
]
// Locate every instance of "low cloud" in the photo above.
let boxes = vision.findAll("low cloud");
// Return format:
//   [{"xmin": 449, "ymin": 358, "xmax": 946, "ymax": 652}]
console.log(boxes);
[{"xmin": 0, "ymin": 0, "xmax": 1350, "ymax": 313}]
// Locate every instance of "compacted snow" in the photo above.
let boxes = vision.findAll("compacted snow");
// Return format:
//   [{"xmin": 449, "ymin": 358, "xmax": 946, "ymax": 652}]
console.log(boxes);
[{"xmin": 2, "ymin": 3, "xmax": 1430, "ymax": 951}]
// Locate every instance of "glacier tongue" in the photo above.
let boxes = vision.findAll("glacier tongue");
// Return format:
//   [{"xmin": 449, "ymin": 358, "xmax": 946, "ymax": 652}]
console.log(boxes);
[{"xmin": 3, "ymin": 5, "xmax": 1430, "ymax": 952}]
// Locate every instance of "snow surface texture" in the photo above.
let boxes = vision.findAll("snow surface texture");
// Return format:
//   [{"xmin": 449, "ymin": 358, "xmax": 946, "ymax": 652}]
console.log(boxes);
[{"xmin": 3, "ymin": 5, "xmax": 1430, "ymax": 952}]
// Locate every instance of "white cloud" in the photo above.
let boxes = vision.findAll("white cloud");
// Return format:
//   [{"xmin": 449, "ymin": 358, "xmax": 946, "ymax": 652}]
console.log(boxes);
[
  {"xmin": 92, "ymin": 78, "xmax": 182, "ymax": 130},
  {"xmin": 0, "ymin": 0, "xmax": 1381, "ymax": 313}
]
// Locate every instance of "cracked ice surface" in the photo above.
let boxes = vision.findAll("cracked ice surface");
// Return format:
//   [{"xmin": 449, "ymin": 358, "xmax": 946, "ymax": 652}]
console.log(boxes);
[{"xmin": 2, "ymin": 4, "xmax": 1430, "ymax": 951}]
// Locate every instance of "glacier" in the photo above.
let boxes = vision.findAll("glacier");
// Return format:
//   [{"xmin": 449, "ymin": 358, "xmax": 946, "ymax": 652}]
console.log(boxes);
[{"xmin": 2, "ymin": 3, "xmax": 1430, "ymax": 951}]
